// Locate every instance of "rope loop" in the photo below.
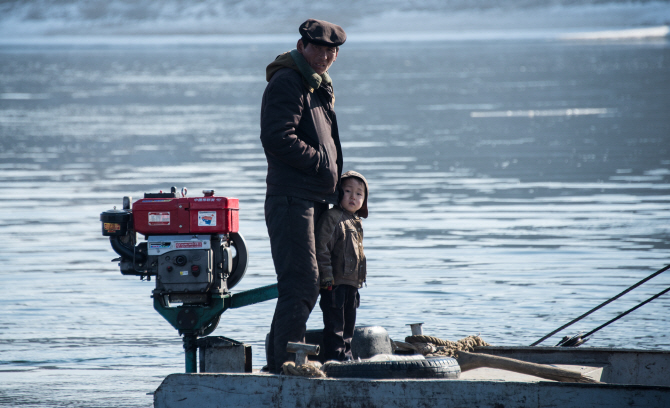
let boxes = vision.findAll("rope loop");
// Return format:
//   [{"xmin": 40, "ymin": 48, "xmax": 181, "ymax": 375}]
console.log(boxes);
[
  {"xmin": 400, "ymin": 335, "xmax": 491, "ymax": 357},
  {"xmin": 281, "ymin": 361, "xmax": 327, "ymax": 378}
]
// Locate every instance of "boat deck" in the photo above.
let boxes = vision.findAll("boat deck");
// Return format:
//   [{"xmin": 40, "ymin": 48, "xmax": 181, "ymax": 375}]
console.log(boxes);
[
  {"xmin": 460, "ymin": 364, "xmax": 604, "ymax": 382},
  {"xmin": 154, "ymin": 347, "xmax": 670, "ymax": 408}
]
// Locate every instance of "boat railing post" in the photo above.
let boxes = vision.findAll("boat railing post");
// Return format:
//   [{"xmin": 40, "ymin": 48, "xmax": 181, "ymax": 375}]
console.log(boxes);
[{"xmin": 408, "ymin": 323, "xmax": 424, "ymax": 336}]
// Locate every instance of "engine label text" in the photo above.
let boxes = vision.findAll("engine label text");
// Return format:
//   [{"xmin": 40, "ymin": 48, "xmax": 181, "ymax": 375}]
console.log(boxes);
[
  {"xmin": 148, "ymin": 212, "xmax": 170, "ymax": 226},
  {"xmin": 175, "ymin": 241, "xmax": 203, "ymax": 249}
]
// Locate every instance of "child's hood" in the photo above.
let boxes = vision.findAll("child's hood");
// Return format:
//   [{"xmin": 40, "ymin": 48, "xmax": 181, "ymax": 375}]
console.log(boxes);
[{"xmin": 341, "ymin": 170, "xmax": 369, "ymax": 218}]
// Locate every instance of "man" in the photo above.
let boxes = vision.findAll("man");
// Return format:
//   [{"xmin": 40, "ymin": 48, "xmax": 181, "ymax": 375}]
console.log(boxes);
[{"xmin": 260, "ymin": 19, "xmax": 346, "ymax": 373}]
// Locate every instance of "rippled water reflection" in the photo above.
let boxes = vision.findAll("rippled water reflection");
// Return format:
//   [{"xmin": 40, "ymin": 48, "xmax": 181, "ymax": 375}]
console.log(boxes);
[{"xmin": 1, "ymin": 39, "xmax": 669, "ymax": 407}]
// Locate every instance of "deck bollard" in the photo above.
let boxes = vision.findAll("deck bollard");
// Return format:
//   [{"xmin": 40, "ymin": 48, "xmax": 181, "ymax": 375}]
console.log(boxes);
[
  {"xmin": 286, "ymin": 342, "xmax": 320, "ymax": 366},
  {"xmin": 408, "ymin": 322, "xmax": 424, "ymax": 336}
]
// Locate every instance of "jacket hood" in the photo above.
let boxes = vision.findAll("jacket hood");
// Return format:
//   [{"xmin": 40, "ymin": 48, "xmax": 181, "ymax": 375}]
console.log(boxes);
[
  {"xmin": 340, "ymin": 170, "xmax": 369, "ymax": 218},
  {"xmin": 266, "ymin": 50, "xmax": 332, "ymax": 93}
]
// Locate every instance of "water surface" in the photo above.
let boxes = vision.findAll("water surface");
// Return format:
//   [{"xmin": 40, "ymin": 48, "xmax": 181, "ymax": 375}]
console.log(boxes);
[{"xmin": 1, "ymin": 38, "xmax": 669, "ymax": 407}]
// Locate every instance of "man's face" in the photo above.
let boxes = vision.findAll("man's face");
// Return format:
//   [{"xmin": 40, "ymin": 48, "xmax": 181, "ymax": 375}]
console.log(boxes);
[
  {"xmin": 297, "ymin": 40, "xmax": 338, "ymax": 75},
  {"xmin": 340, "ymin": 178, "xmax": 365, "ymax": 214}
]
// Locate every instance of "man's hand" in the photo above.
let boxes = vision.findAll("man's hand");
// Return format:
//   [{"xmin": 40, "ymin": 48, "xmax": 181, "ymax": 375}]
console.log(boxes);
[{"xmin": 321, "ymin": 279, "xmax": 333, "ymax": 291}]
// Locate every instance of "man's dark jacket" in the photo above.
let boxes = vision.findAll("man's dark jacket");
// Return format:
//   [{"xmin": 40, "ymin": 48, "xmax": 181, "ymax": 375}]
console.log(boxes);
[{"xmin": 260, "ymin": 52, "xmax": 343, "ymax": 204}]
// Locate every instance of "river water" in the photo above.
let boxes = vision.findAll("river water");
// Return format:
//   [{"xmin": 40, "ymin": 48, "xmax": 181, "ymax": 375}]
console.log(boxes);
[{"xmin": 1, "ymin": 36, "xmax": 669, "ymax": 407}]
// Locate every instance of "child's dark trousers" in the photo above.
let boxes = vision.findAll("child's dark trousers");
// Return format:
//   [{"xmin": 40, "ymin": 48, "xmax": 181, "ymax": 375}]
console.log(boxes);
[{"xmin": 319, "ymin": 284, "xmax": 359, "ymax": 361}]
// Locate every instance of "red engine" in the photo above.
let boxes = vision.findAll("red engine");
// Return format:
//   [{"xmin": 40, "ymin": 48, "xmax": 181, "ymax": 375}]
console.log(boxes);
[
  {"xmin": 100, "ymin": 187, "xmax": 248, "ymax": 303},
  {"xmin": 132, "ymin": 192, "xmax": 239, "ymax": 235}
]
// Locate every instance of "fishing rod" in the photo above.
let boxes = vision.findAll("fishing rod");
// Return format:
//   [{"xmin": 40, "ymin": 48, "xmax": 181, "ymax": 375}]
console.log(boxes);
[
  {"xmin": 580, "ymin": 286, "xmax": 670, "ymax": 339},
  {"xmin": 530, "ymin": 264, "xmax": 670, "ymax": 347},
  {"xmin": 556, "ymin": 285, "xmax": 670, "ymax": 347}
]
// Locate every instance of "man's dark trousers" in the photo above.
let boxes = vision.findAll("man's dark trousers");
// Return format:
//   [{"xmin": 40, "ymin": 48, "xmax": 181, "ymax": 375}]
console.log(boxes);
[{"xmin": 265, "ymin": 195, "xmax": 328, "ymax": 373}]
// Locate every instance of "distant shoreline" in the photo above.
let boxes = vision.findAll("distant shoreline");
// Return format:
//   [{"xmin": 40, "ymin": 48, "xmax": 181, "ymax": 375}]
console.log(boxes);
[
  {"xmin": 0, "ymin": 26, "xmax": 668, "ymax": 47},
  {"xmin": 1, "ymin": 1, "xmax": 669, "ymax": 41}
]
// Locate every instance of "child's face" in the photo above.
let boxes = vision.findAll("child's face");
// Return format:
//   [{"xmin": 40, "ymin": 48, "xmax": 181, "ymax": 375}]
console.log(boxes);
[{"xmin": 340, "ymin": 178, "xmax": 365, "ymax": 214}]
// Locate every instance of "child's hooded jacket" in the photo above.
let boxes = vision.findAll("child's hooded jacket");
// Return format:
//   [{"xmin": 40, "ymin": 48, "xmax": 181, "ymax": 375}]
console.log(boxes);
[{"xmin": 315, "ymin": 171, "xmax": 368, "ymax": 288}]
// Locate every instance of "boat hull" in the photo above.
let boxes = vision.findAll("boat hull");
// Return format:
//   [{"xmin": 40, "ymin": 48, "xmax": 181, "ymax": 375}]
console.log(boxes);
[{"xmin": 154, "ymin": 347, "xmax": 670, "ymax": 408}]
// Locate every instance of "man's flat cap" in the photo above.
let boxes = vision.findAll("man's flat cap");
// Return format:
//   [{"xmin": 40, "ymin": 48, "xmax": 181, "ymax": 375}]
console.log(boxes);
[{"xmin": 299, "ymin": 19, "xmax": 346, "ymax": 47}]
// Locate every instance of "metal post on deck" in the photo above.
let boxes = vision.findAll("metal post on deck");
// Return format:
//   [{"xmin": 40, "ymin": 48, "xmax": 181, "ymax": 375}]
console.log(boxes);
[{"xmin": 408, "ymin": 323, "xmax": 424, "ymax": 336}]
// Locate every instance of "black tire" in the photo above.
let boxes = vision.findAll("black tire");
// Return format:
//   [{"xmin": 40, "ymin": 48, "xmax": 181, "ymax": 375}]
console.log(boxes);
[{"xmin": 323, "ymin": 356, "xmax": 460, "ymax": 379}]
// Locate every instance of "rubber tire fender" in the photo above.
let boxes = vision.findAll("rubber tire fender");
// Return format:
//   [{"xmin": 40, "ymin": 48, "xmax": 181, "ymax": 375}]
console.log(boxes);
[{"xmin": 323, "ymin": 356, "xmax": 460, "ymax": 379}]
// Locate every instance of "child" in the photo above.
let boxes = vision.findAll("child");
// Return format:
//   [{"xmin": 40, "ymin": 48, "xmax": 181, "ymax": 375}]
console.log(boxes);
[{"xmin": 315, "ymin": 170, "xmax": 369, "ymax": 362}]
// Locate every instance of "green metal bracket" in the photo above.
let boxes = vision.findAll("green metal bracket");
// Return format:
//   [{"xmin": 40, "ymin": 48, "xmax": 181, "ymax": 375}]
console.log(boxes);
[
  {"xmin": 153, "ymin": 294, "xmax": 229, "ymax": 335},
  {"xmin": 152, "ymin": 283, "xmax": 278, "ymax": 373},
  {"xmin": 229, "ymin": 283, "xmax": 279, "ymax": 309}
]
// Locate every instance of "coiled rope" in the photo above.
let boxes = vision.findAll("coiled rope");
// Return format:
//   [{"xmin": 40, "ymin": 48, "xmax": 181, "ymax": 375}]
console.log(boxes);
[
  {"xmin": 281, "ymin": 361, "xmax": 327, "ymax": 378},
  {"xmin": 395, "ymin": 334, "xmax": 491, "ymax": 357}
]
